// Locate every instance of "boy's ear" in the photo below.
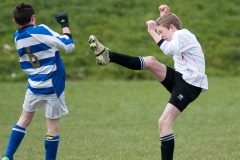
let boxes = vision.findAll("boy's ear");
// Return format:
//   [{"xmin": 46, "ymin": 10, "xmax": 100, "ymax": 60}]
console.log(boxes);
[
  {"xmin": 13, "ymin": 18, "xmax": 18, "ymax": 24},
  {"xmin": 31, "ymin": 15, "xmax": 35, "ymax": 21},
  {"xmin": 170, "ymin": 24, "xmax": 176, "ymax": 31}
]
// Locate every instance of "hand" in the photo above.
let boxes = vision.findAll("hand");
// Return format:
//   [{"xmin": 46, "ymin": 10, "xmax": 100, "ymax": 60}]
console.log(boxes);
[
  {"xmin": 146, "ymin": 20, "xmax": 162, "ymax": 43},
  {"xmin": 159, "ymin": 4, "xmax": 170, "ymax": 17},
  {"xmin": 55, "ymin": 13, "xmax": 69, "ymax": 28},
  {"xmin": 146, "ymin": 20, "xmax": 156, "ymax": 32}
]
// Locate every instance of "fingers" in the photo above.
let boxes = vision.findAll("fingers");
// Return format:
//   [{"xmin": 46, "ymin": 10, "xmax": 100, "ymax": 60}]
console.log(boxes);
[
  {"xmin": 146, "ymin": 20, "xmax": 150, "ymax": 26},
  {"xmin": 146, "ymin": 20, "xmax": 157, "ymax": 32},
  {"xmin": 159, "ymin": 4, "xmax": 169, "ymax": 11},
  {"xmin": 146, "ymin": 20, "xmax": 155, "ymax": 26},
  {"xmin": 159, "ymin": 4, "xmax": 170, "ymax": 16},
  {"xmin": 159, "ymin": 5, "xmax": 165, "ymax": 12}
]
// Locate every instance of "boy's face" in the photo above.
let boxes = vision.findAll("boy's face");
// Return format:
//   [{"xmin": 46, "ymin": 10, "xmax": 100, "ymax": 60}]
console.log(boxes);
[{"xmin": 156, "ymin": 24, "xmax": 176, "ymax": 41}]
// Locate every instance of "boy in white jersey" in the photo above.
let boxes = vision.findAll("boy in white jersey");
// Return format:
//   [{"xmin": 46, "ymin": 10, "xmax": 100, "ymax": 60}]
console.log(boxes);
[
  {"xmin": 88, "ymin": 4, "xmax": 208, "ymax": 160},
  {"xmin": 2, "ymin": 2, "xmax": 75, "ymax": 160}
]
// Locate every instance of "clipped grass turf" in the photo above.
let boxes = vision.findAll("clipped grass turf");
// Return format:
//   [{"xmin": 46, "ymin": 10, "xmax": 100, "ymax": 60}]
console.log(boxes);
[{"xmin": 1, "ymin": 78, "xmax": 240, "ymax": 159}]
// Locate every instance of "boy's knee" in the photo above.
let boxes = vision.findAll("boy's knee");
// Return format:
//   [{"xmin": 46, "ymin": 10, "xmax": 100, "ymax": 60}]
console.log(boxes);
[
  {"xmin": 158, "ymin": 117, "xmax": 165, "ymax": 132},
  {"xmin": 143, "ymin": 56, "xmax": 159, "ymax": 69},
  {"xmin": 158, "ymin": 117, "xmax": 172, "ymax": 134},
  {"xmin": 144, "ymin": 56, "xmax": 157, "ymax": 63}
]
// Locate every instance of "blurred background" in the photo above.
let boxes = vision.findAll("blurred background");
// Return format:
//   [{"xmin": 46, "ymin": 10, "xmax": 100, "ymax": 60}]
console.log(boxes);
[{"xmin": 1, "ymin": 0, "xmax": 240, "ymax": 82}]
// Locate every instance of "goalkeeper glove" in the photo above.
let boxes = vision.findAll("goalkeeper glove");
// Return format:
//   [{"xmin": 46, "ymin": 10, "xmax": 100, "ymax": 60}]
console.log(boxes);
[{"xmin": 55, "ymin": 13, "xmax": 69, "ymax": 28}]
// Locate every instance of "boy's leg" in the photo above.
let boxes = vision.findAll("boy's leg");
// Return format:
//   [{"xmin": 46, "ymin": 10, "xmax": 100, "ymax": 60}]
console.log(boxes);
[
  {"xmin": 3, "ymin": 110, "xmax": 34, "ymax": 160},
  {"xmin": 45, "ymin": 118, "xmax": 60, "ymax": 160},
  {"xmin": 88, "ymin": 35, "xmax": 167, "ymax": 81},
  {"xmin": 159, "ymin": 103, "xmax": 181, "ymax": 160},
  {"xmin": 110, "ymin": 53, "xmax": 167, "ymax": 81},
  {"xmin": 159, "ymin": 72, "xmax": 202, "ymax": 160},
  {"xmin": 89, "ymin": 35, "xmax": 179, "ymax": 160},
  {"xmin": 44, "ymin": 92, "xmax": 68, "ymax": 160},
  {"xmin": 88, "ymin": 34, "xmax": 144, "ymax": 69},
  {"xmin": 142, "ymin": 56, "xmax": 167, "ymax": 82}
]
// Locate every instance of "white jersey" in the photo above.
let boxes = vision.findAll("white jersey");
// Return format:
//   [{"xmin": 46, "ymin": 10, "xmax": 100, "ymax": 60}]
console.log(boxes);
[{"xmin": 160, "ymin": 29, "xmax": 208, "ymax": 92}]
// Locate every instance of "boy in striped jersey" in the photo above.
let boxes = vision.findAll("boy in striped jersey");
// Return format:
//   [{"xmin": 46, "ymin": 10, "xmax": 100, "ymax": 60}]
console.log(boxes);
[
  {"xmin": 88, "ymin": 4, "xmax": 208, "ymax": 160},
  {"xmin": 2, "ymin": 3, "xmax": 74, "ymax": 160}
]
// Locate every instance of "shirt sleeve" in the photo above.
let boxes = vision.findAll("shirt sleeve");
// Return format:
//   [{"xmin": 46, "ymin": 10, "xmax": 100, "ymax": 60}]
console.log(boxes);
[
  {"xmin": 159, "ymin": 30, "xmax": 193, "ymax": 56},
  {"xmin": 31, "ymin": 24, "xmax": 75, "ymax": 53}
]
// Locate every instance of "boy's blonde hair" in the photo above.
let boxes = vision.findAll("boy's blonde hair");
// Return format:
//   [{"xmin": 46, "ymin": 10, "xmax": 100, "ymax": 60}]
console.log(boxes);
[{"xmin": 156, "ymin": 13, "xmax": 182, "ymax": 30}]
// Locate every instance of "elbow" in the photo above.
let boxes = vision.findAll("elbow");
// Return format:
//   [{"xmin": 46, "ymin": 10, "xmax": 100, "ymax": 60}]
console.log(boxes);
[
  {"xmin": 65, "ymin": 44, "xmax": 75, "ymax": 53},
  {"xmin": 162, "ymin": 48, "xmax": 176, "ymax": 56},
  {"xmin": 162, "ymin": 50, "xmax": 174, "ymax": 56}
]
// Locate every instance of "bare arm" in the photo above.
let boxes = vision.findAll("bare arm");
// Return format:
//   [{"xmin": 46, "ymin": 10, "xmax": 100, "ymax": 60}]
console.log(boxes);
[{"xmin": 146, "ymin": 20, "xmax": 162, "ymax": 44}]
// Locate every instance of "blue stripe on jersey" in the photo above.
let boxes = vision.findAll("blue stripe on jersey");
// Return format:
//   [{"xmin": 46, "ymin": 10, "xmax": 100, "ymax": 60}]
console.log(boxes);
[
  {"xmin": 52, "ymin": 52, "xmax": 66, "ymax": 97},
  {"xmin": 15, "ymin": 31, "xmax": 32, "ymax": 41},
  {"xmin": 29, "ymin": 71, "xmax": 55, "ymax": 82},
  {"xmin": 33, "ymin": 25, "xmax": 54, "ymax": 36},
  {"xmin": 28, "ymin": 84, "xmax": 55, "ymax": 95},
  {"xmin": 57, "ymin": 37, "xmax": 74, "ymax": 45},
  {"xmin": 20, "ymin": 57, "xmax": 55, "ymax": 69},
  {"xmin": 18, "ymin": 44, "xmax": 51, "ymax": 57},
  {"xmin": 15, "ymin": 26, "xmax": 54, "ymax": 41}
]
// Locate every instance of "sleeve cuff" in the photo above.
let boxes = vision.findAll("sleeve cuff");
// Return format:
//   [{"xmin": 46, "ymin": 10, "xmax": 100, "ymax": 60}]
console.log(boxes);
[
  {"xmin": 63, "ymin": 33, "xmax": 72, "ymax": 38},
  {"xmin": 157, "ymin": 39, "xmax": 165, "ymax": 47}
]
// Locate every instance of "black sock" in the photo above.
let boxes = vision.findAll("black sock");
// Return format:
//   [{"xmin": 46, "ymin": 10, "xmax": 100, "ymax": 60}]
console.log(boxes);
[
  {"xmin": 160, "ymin": 134, "xmax": 175, "ymax": 160},
  {"xmin": 109, "ymin": 51, "xmax": 144, "ymax": 70}
]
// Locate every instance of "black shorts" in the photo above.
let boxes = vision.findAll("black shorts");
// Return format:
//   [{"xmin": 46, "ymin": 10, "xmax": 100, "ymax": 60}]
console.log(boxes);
[{"xmin": 160, "ymin": 66, "xmax": 202, "ymax": 112}]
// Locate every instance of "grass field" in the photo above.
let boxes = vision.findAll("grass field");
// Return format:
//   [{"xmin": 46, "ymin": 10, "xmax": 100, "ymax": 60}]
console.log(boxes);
[{"xmin": 0, "ymin": 78, "xmax": 240, "ymax": 160}]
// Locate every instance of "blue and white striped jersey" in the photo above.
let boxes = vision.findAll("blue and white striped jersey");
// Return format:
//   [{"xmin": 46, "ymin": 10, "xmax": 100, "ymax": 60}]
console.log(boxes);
[{"xmin": 14, "ymin": 24, "xmax": 75, "ymax": 97}]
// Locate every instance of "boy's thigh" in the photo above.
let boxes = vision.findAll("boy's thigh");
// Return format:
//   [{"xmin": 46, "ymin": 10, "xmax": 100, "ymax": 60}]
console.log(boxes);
[
  {"xmin": 143, "ymin": 56, "xmax": 167, "ymax": 82},
  {"xmin": 23, "ymin": 89, "xmax": 46, "ymax": 112},
  {"xmin": 169, "ymin": 72, "xmax": 202, "ymax": 112},
  {"xmin": 160, "ymin": 66, "xmax": 175, "ymax": 92},
  {"xmin": 23, "ymin": 90, "xmax": 68, "ymax": 119}
]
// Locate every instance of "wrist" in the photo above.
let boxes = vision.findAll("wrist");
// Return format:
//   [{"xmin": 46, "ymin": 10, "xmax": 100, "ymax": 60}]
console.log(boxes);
[
  {"xmin": 63, "ymin": 33, "xmax": 72, "ymax": 38},
  {"xmin": 62, "ymin": 27, "xmax": 70, "ymax": 34}
]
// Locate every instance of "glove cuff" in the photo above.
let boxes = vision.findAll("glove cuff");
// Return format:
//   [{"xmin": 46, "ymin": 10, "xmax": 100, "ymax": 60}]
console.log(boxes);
[{"xmin": 60, "ymin": 22, "xmax": 69, "ymax": 28}]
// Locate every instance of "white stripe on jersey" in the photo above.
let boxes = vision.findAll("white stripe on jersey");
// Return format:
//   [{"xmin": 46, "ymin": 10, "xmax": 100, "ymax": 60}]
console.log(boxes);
[
  {"xmin": 28, "ymin": 78, "xmax": 53, "ymax": 88},
  {"xmin": 15, "ymin": 36, "xmax": 42, "ymax": 49},
  {"xmin": 20, "ymin": 49, "xmax": 55, "ymax": 62},
  {"xmin": 24, "ymin": 65, "xmax": 57, "ymax": 75}
]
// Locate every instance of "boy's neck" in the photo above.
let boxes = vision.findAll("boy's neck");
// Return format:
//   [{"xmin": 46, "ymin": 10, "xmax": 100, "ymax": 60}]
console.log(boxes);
[{"xmin": 20, "ymin": 24, "xmax": 35, "ymax": 29}]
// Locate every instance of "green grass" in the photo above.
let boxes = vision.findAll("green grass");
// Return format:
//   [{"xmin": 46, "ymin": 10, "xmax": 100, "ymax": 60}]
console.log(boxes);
[
  {"xmin": 1, "ymin": 78, "xmax": 240, "ymax": 159},
  {"xmin": 1, "ymin": 0, "xmax": 240, "ymax": 82}
]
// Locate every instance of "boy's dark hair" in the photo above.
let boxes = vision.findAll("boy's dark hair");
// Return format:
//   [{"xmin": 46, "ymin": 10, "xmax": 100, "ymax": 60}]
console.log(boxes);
[
  {"xmin": 156, "ymin": 13, "xmax": 182, "ymax": 30},
  {"xmin": 13, "ymin": 3, "xmax": 35, "ymax": 25}
]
